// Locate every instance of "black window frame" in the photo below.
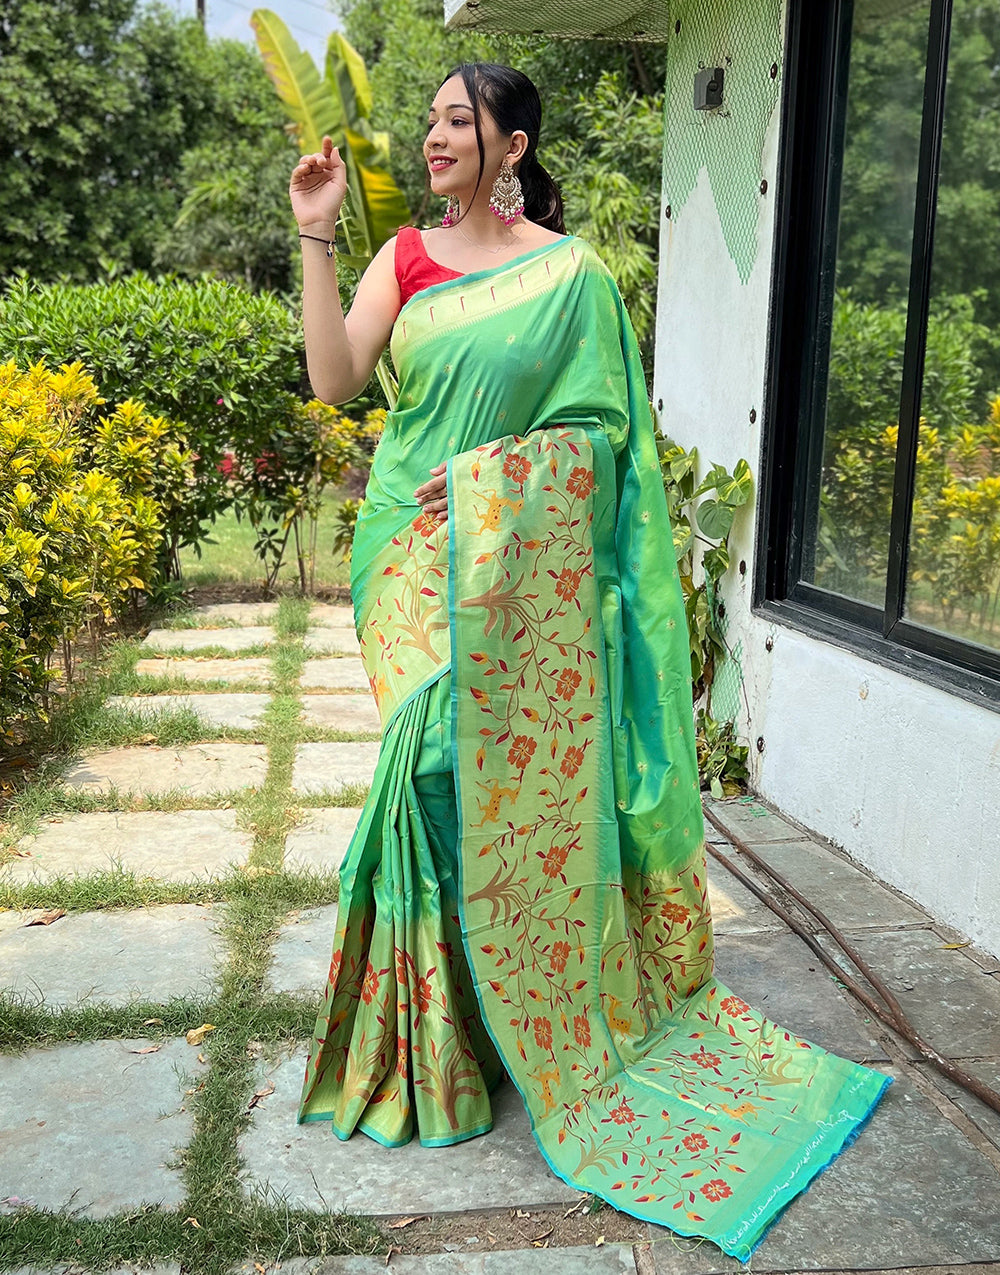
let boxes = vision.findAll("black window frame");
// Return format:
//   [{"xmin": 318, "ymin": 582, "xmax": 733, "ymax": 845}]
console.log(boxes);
[{"xmin": 757, "ymin": 0, "xmax": 1000, "ymax": 711}]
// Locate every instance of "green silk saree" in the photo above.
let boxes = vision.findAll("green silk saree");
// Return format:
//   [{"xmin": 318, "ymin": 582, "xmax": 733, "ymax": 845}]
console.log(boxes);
[{"xmin": 298, "ymin": 236, "xmax": 890, "ymax": 1259}]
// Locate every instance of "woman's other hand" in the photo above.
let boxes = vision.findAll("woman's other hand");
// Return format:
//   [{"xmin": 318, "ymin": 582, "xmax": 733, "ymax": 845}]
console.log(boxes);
[
  {"xmin": 414, "ymin": 462, "xmax": 448, "ymax": 520},
  {"xmin": 290, "ymin": 135, "xmax": 346, "ymax": 231}
]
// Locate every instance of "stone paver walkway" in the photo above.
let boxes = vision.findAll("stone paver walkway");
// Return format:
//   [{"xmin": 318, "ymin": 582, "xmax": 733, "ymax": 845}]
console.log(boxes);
[{"xmin": 2, "ymin": 601, "xmax": 999, "ymax": 1274}]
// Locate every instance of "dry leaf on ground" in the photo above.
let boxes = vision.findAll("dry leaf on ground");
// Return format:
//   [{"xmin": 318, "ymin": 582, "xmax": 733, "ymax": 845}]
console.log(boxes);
[
  {"xmin": 185, "ymin": 1024, "xmax": 215, "ymax": 1046},
  {"xmin": 24, "ymin": 909, "xmax": 65, "ymax": 926},
  {"xmin": 247, "ymin": 1081, "xmax": 275, "ymax": 1111},
  {"xmin": 130, "ymin": 1045, "xmax": 161, "ymax": 1055},
  {"xmin": 386, "ymin": 1216, "xmax": 427, "ymax": 1230}
]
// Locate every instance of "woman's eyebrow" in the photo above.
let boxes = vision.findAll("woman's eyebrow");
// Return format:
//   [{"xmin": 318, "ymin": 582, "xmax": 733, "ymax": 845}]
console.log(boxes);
[{"xmin": 428, "ymin": 104, "xmax": 474, "ymax": 114}]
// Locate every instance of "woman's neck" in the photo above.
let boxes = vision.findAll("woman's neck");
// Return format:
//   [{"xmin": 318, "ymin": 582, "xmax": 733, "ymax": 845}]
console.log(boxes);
[{"xmin": 449, "ymin": 202, "xmax": 526, "ymax": 249}]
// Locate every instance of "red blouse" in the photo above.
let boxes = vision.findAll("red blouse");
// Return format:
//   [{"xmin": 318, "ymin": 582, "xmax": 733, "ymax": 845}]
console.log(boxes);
[{"xmin": 395, "ymin": 225, "xmax": 464, "ymax": 307}]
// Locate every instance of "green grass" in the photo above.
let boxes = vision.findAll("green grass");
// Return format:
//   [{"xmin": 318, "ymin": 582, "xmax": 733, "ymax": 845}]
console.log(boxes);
[
  {"xmin": 0, "ymin": 593, "xmax": 378, "ymax": 1273},
  {"xmin": 179, "ymin": 491, "xmax": 353, "ymax": 591}
]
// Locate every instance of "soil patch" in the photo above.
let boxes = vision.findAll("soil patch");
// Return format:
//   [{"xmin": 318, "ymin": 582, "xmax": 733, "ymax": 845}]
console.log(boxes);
[{"xmin": 373, "ymin": 1200, "xmax": 649, "ymax": 1256}]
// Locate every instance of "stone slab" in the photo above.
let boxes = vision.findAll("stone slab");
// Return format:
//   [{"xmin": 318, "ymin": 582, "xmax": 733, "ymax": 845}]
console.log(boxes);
[
  {"xmin": 740, "ymin": 839, "xmax": 930, "ymax": 932},
  {"xmin": 62, "ymin": 742, "xmax": 269, "ymax": 797},
  {"xmin": 299, "ymin": 695, "xmax": 381, "ymax": 734},
  {"xmin": 5, "ymin": 809, "xmax": 251, "ymax": 884},
  {"xmin": 819, "ymin": 928, "xmax": 1000, "ymax": 1062},
  {"xmin": 143, "ymin": 625, "xmax": 274, "ymax": 653},
  {"xmin": 108, "ymin": 693, "xmax": 271, "ymax": 730},
  {"xmin": 273, "ymin": 1247, "xmax": 635, "ymax": 1274},
  {"xmin": 299, "ymin": 658, "xmax": 369, "ymax": 691},
  {"xmin": 0, "ymin": 904, "xmax": 223, "ymax": 1008},
  {"xmin": 134, "ymin": 657, "xmax": 272, "ymax": 686},
  {"xmin": 0, "ymin": 1038, "xmax": 202, "ymax": 1216},
  {"xmin": 302, "ymin": 627, "xmax": 362, "ymax": 656},
  {"xmin": 916, "ymin": 1058, "xmax": 1000, "ymax": 1150},
  {"xmin": 308, "ymin": 604, "xmax": 356, "ymax": 629},
  {"xmin": 284, "ymin": 808, "xmax": 361, "ymax": 873},
  {"xmin": 181, "ymin": 602, "xmax": 279, "ymax": 625},
  {"xmin": 712, "ymin": 931, "xmax": 887, "ymax": 1062},
  {"xmin": 704, "ymin": 798, "xmax": 804, "ymax": 845},
  {"xmin": 291, "ymin": 743, "xmax": 380, "ymax": 795},
  {"xmin": 267, "ymin": 904, "xmax": 338, "ymax": 995},
  {"xmin": 240, "ymin": 1049, "xmax": 579, "ymax": 1212},
  {"xmin": 706, "ymin": 859, "xmax": 786, "ymax": 935}
]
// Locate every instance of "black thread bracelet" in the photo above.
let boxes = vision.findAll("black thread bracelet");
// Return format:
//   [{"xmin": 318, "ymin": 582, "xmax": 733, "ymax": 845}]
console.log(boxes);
[{"xmin": 298, "ymin": 233, "xmax": 336, "ymax": 258}]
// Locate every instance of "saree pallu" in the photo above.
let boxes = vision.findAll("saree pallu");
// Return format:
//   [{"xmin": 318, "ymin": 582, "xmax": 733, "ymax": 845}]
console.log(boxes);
[{"xmin": 298, "ymin": 237, "xmax": 890, "ymax": 1258}]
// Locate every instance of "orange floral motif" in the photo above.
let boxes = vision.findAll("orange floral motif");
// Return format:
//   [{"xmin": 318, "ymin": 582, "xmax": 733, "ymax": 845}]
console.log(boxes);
[
  {"xmin": 396, "ymin": 1035, "xmax": 407, "ymax": 1077},
  {"xmin": 683, "ymin": 1132, "xmax": 710, "ymax": 1152},
  {"xmin": 554, "ymin": 567, "xmax": 581, "ymax": 602},
  {"xmin": 327, "ymin": 949, "xmax": 342, "ymax": 984},
  {"xmin": 508, "ymin": 734, "xmax": 537, "ymax": 770},
  {"xmin": 609, "ymin": 1100, "xmax": 636, "ymax": 1125},
  {"xmin": 416, "ymin": 976, "xmax": 433, "ymax": 1015},
  {"xmin": 549, "ymin": 941, "xmax": 571, "ymax": 972},
  {"xmin": 566, "ymin": 466, "xmax": 595, "ymax": 498},
  {"xmin": 412, "ymin": 510, "xmax": 439, "ymax": 537},
  {"xmin": 660, "ymin": 902, "xmax": 691, "ymax": 924},
  {"xmin": 541, "ymin": 844, "xmax": 569, "ymax": 879},
  {"xmin": 534, "ymin": 1016, "xmax": 553, "ymax": 1049},
  {"xmin": 721, "ymin": 995, "xmax": 750, "ymax": 1017},
  {"xmin": 555, "ymin": 667, "xmax": 582, "ymax": 700},
  {"xmin": 361, "ymin": 961, "xmax": 380, "ymax": 1005},
  {"xmin": 560, "ymin": 745, "xmax": 586, "ymax": 778},
  {"xmin": 691, "ymin": 1048, "xmax": 722, "ymax": 1070},
  {"xmin": 574, "ymin": 1014, "xmax": 591, "ymax": 1046},
  {"xmin": 700, "ymin": 1179, "xmax": 734, "ymax": 1203},
  {"xmin": 503, "ymin": 453, "xmax": 533, "ymax": 484}
]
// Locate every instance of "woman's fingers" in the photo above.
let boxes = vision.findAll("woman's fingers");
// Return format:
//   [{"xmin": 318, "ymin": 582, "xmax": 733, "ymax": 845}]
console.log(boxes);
[{"xmin": 414, "ymin": 463, "xmax": 448, "ymax": 517}]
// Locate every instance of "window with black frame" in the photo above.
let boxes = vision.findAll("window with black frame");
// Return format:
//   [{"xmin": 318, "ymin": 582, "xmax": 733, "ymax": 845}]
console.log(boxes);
[{"xmin": 764, "ymin": 0, "xmax": 1000, "ymax": 693}]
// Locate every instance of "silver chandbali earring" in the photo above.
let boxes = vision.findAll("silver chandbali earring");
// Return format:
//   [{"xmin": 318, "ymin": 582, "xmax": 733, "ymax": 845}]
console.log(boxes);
[
  {"xmin": 489, "ymin": 160, "xmax": 524, "ymax": 224},
  {"xmin": 441, "ymin": 196, "xmax": 460, "ymax": 227}
]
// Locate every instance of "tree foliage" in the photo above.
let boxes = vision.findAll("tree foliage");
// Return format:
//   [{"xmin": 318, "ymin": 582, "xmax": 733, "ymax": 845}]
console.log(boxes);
[{"xmin": 0, "ymin": 0, "xmax": 299, "ymax": 290}]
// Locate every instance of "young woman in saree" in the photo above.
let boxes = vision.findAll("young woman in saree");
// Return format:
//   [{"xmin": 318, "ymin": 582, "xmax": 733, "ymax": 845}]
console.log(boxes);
[{"xmin": 289, "ymin": 62, "xmax": 889, "ymax": 1259}]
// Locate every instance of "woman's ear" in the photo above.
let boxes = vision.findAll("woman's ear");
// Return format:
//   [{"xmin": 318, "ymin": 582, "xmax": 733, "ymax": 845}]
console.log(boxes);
[{"xmin": 506, "ymin": 129, "xmax": 530, "ymax": 167}]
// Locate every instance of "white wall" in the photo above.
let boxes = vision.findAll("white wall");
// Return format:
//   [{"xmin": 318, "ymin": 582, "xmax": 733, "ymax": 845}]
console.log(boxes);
[{"xmin": 652, "ymin": 18, "xmax": 1000, "ymax": 956}]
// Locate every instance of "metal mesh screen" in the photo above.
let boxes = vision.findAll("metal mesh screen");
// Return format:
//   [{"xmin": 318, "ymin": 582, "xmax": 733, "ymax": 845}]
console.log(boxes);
[
  {"xmin": 711, "ymin": 637, "xmax": 744, "ymax": 724},
  {"xmin": 661, "ymin": 0, "xmax": 783, "ymax": 283},
  {"xmin": 444, "ymin": 0, "xmax": 672, "ymax": 40}
]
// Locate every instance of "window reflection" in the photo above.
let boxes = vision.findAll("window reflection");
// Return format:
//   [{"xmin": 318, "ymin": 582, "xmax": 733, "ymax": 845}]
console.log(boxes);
[
  {"xmin": 904, "ymin": 0, "xmax": 1000, "ymax": 651},
  {"xmin": 806, "ymin": 1, "xmax": 930, "ymax": 605}
]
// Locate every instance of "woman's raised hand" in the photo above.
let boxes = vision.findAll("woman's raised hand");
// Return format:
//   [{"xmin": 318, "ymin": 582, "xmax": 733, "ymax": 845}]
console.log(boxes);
[{"xmin": 290, "ymin": 135, "xmax": 346, "ymax": 231}]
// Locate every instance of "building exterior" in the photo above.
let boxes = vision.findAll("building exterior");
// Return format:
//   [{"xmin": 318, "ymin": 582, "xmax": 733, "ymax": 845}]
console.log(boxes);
[{"xmin": 444, "ymin": 0, "xmax": 1000, "ymax": 956}]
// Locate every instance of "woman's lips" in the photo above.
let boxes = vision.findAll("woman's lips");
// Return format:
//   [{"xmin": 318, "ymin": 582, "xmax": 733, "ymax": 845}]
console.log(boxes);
[{"xmin": 429, "ymin": 157, "xmax": 456, "ymax": 172}]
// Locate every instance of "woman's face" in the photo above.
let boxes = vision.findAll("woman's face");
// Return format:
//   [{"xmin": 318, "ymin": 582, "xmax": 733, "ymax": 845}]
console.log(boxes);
[{"xmin": 424, "ymin": 74, "xmax": 512, "ymax": 204}]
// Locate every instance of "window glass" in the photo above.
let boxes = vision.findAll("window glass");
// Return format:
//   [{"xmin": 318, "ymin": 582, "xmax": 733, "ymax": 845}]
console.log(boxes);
[
  {"xmin": 904, "ymin": 1, "xmax": 1000, "ymax": 651},
  {"xmin": 803, "ymin": 2, "xmax": 930, "ymax": 605}
]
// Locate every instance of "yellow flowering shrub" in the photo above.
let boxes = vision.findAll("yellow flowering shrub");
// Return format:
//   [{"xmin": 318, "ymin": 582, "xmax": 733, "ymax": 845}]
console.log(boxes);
[{"xmin": 0, "ymin": 360, "xmax": 191, "ymax": 739}]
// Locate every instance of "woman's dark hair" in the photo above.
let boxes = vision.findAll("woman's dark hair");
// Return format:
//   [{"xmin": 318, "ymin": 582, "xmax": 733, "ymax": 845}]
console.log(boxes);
[{"xmin": 439, "ymin": 62, "xmax": 565, "ymax": 234}]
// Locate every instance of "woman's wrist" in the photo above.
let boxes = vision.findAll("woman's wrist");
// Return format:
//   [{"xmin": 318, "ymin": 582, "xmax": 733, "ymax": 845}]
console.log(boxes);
[{"xmin": 297, "ymin": 219, "xmax": 339, "ymax": 237}]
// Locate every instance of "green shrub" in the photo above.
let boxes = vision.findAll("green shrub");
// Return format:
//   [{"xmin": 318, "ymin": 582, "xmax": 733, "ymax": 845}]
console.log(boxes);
[{"xmin": 0, "ymin": 272, "xmax": 303, "ymax": 571}]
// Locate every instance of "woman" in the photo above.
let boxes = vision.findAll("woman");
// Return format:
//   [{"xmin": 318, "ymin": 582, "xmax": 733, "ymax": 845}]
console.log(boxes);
[{"xmin": 289, "ymin": 62, "xmax": 889, "ymax": 1260}]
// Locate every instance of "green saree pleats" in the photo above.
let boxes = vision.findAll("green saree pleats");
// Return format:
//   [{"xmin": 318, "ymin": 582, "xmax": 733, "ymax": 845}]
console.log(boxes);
[{"xmin": 299, "ymin": 236, "xmax": 890, "ymax": 1258}]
